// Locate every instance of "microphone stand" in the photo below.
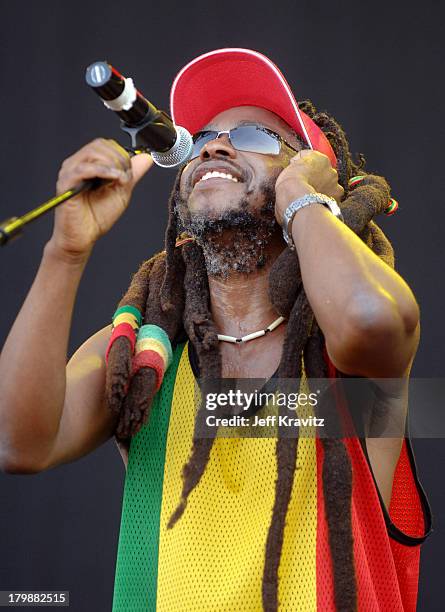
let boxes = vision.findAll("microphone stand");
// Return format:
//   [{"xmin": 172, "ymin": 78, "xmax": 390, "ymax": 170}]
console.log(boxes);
[
  {"xmin": 0, "ymin": 179, "xmax": 101, "ymax": 247},
  {"xmin": 0, "ymin": 125, "xmax": 148, "ymax": 249}
]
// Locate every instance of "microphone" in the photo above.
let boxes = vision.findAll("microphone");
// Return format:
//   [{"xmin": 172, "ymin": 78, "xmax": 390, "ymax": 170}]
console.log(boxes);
[{"xmin": 85, "ymin": 61, "xmax": 193, "ymax": 168}]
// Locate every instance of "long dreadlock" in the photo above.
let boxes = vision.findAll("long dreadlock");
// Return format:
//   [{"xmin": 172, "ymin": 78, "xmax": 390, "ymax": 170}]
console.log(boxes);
[{"xmin": 105, "ymin": 99, "xmax": 394, "ymax": 612}]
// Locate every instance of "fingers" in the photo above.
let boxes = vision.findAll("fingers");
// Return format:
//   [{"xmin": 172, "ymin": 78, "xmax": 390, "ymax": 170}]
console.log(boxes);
[
  {"xmin": 131, "ymin": 153, "xmax": 154, "ymax": 185},
  {"xmin": 290, "ymin": 149, "xmax": 330, "ymax": 164},
  {"xmin": 57, "ymin": 138, "xmax": 132, "ymax": 194},
  {"xmin": 107, "ymin": 139, "xmax": 132, "ymax": 164},
  {"xmin": 335, "ymin": 183, "xmax": 345, "ymax": 203},
  {"xmin": 287, "ymin": 148, "xmax": 344, "ymax": 202},
  {"xmin": 56, "ymin": 162, "xmax": 130, "ymax": 194},
  {"xmin": 67, "ymin": 138, "xmax": 130, "ymax": 170}
]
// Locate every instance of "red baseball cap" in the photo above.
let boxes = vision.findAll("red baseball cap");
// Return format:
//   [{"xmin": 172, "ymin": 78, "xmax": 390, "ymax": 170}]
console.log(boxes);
[{"xmin": 170, "ymin": 48, "xmax": 337, "ymax": 167}]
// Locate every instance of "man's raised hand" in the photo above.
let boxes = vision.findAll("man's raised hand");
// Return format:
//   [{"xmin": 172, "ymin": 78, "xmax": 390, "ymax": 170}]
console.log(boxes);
[
  {"xmin": 274, "ymin": 150, "xmax": 344, "ymax": 226},
  {"xmin": 50, "ymin": 139, "xmax": 153, "ymax": 261}
]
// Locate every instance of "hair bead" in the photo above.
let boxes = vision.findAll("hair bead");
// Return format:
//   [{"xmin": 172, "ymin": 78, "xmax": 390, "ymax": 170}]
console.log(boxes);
[
  {"xmin": 113, "ymin": 312, "xmax": 141, "ymax": 330},
  {"xmin": 348, "ymin": 175, "xmax": 398, "ymax": 216},
  {"xmin": 384, "ymin": 197, "xmax": 399, "ymax": 216},
  {"xmin": 135, "ymin": 337, "xmax": 170, "ymax": 369},
  {"xmin": 105, "ymin": 322, "xmax": 137, "ymax": 364},
  {"xmin": 132, "ymin": 349, "xmax": 166, "ymax": 391},
  {"xmin": 348, "ymin": 175, "xmax": 365, "ymax": 188},
  {"xmin": 137, "ymin": 324, "xmax": 173, "ymax": 368},
  {"xmin": 113, "ymin": 305, "xmax": 143, "ymax": 326},
  {"xmin": 130, "ymin": 324, "xmax": 174, "ymax": 391},
  {"xmin": 105, "ymin": 305, "xmax": 143, "ymax": 365}
]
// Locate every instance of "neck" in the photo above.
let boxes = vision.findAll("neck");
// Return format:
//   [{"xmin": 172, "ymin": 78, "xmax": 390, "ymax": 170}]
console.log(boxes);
[{"xmin": 207, "ymin": 230, "xmax": 285, "ymax": 337}]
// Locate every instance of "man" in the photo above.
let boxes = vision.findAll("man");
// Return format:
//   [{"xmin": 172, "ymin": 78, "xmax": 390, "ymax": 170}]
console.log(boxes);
[{"xmin": 0, "ymin": 49, "xmax": 431, "ymax": 611}]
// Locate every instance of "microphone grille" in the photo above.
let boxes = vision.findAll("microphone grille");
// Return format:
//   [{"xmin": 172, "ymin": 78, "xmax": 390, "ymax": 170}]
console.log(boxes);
[{"xmin": 151, "ymin": 126, "xmax": 193, "ymax": 168}]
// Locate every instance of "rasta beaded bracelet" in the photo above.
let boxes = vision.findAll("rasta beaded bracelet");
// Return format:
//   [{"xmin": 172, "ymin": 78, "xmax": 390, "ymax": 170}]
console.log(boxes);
[{"xmin": 348, "ymin": 175, "xmax": 399, "ymax": 216}]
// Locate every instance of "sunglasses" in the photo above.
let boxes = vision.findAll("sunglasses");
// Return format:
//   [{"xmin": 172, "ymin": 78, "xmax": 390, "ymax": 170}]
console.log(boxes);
[{"xmin": 190, "ymin": 123, "xmax": 301, "ymax": 160}]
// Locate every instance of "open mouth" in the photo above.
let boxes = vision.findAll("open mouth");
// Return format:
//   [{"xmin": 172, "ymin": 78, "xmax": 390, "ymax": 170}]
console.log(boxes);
[
  {"xmin": 198, "ymin": 170, "xmax": 239, "ymax": 183},
  {"xmin": 192, "ymin": 165, "xmax": 244, "ymax": 187}
]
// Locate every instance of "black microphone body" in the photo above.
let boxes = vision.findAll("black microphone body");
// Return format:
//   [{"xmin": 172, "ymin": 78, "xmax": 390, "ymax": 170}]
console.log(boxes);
[{"xmin": 85, "ymin": 62, "xmax": 192, "ymax": 167}]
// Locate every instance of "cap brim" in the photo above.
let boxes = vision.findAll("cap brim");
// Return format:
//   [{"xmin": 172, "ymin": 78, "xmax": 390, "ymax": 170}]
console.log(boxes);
[{"xmin": 170, "ymin": 48, "xmax": 336, "ymax": 167}]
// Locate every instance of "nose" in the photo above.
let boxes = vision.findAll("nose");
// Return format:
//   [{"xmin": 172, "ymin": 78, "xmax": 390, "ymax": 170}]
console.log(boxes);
[{"xmin": 199, "ymin": 134, "xmax": 237, "ymax": 160}]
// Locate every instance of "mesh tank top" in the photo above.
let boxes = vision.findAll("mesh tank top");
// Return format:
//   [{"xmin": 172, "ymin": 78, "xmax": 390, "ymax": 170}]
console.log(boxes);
[{"xmin": 112, "ymin": 341, "xmax": 432, "ymax": 611}]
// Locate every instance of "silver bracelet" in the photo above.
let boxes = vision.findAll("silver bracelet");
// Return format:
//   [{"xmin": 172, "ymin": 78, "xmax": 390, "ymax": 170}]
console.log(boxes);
[{"xmin": 282, "ymin": 193, "xmax": 344, "ymax": 250}]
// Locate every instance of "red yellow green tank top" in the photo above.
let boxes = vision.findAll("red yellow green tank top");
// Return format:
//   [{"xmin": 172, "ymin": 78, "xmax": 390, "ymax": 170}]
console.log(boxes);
[{"xmin": 112, "ymin": 341, "xmax": 431, "ymax": 611}]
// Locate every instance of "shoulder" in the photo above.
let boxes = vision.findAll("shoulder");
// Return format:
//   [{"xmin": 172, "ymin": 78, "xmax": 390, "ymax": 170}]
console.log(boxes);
[{"xmin": 68, "ymin": 324, "xmax": 112, "ymax": 365}]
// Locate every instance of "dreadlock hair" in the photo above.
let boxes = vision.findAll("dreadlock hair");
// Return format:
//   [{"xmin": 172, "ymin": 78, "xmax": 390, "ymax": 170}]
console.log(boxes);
[{"xmin": 105, "ymin": 99, "xmax": 394, "ymax": 611}]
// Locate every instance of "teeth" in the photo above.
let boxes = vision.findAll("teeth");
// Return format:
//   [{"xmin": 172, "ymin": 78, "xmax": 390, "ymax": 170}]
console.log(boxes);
[{"xmin": 199, "ymin": 171, "xmax": 239, "ymax": 183}]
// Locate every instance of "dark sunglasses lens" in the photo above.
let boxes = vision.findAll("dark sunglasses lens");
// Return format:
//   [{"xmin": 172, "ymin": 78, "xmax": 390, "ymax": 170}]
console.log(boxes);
[
  {"xmin": 191, "ymin": 132, "xmax": 217, "ymax": 159},
  {"xmin": 231, "ymin": 126, "xmax": 281, "ymax": 155}
]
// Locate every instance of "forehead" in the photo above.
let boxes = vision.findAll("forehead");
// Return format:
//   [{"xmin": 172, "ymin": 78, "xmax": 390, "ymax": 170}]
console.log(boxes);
[{"xmin": 202, "ymin": 106, "xmax": 302, "ymax": 149}]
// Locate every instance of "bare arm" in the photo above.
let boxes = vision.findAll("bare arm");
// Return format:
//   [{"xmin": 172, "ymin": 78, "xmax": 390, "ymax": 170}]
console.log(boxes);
[
  {"xmin": 0, "ymin": 243, "xmax": 92, "ymax": 471},
  {"xmin": 0, "ymin": 139, "xmax": 152, "ymax": 473},
  {"xmin": 274, "ymin": 151, "xmax": 420, "ymax": 509},
  {"xmin": 290, "ymin": 203, "xmax": 419, "ymax": 377},
  {"xmin": 0, "ymin": 252, "xmax": 115, "ymax": 472},
  {"xmin": 275, "ymin": 150, "xmax": 419, "ymax": 378},
  {"xmin": 41, "ymin": 324, "xmax": 116, "ymax": 471}
]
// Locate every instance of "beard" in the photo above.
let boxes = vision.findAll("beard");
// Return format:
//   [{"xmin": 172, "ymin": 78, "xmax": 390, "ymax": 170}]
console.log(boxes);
[{"xmin": 175, "ymin": 179, "xmax": 279, "ymax": 277}]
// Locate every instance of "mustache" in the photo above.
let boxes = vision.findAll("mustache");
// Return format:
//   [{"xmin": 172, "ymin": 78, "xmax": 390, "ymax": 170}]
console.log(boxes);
[
  {"xmin": 176, "ymin": 175, "xmax": 277, "ymax": 211},
  {"xmin": 184, "ymin": 154, "xmax": 248, "ymax": 189}
]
